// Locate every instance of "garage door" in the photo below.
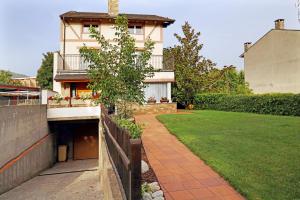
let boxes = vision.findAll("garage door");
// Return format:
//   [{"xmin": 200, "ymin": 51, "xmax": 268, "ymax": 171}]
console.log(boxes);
[{"xmin": 74, "ymin": 132, "xmax": 99, "ymax": 160}]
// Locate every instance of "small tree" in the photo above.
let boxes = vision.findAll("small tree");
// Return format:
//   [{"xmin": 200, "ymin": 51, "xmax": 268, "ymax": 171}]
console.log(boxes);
[
  {"xmin": 0, "ymin": 70, "xmax": 13, "ymax": 85},
  {"xmin": 80, "ymin": 16, "xmax": 155, "ymax": 118},
  {"xmin": 36, "ymin": 52, "xmax": 54, "ymax": 90},
  {"xmin": 204, "ymin": 66, "xmax": 251, "ymax": 94},
  {"xmin": 0, "ymin": 70, "xmax": 22, "ymax": 86},
  {"xmin": 172, "ymin": 22, "xmax": 215, "ymax": 108}
]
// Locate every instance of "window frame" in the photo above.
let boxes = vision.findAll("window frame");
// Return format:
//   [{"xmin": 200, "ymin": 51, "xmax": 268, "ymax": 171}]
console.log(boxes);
[
  {"xmin": 128, "ymin": 24, "xmax": 144, "ymax": 35},
  {"xmin": 82, "ymin": 24, "xmax": 99, "ymax": 34}
]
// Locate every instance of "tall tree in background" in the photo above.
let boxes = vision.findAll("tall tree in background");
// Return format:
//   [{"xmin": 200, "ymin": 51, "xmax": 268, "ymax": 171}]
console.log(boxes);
[
  {"xmin": 171, "ymin": 22, "xmax": 215, "ymax": 108},
  {"xmin": 204, "ymin": 66, "xmax": 251, "ymax": 94},
  {"xmin": 36, "ymin": 52, "xmax": 53, "ymax": 90}
]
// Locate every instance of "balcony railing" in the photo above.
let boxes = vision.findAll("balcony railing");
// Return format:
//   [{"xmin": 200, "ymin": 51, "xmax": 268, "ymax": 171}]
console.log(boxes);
[{"xmin": 57, "ymin": 54, "xmax": 174, "ymax": 71}]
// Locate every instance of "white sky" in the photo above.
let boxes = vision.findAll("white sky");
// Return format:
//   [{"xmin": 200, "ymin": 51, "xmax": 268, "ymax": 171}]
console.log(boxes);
[{"xmin": 0, "ymin": 0, "xmax": 299, "ymax": 75}]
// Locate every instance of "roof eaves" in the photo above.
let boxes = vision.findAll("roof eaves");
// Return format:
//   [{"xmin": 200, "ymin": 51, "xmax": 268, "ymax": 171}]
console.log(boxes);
[{"xmin": 240, "ymin": 29, "xmax": 274, "ymax": 59}]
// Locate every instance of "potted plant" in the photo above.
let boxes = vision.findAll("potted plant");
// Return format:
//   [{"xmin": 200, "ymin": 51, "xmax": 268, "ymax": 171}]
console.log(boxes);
[
  {"xmin": 53, "ymin": 94, "xmax": 63, "ymax": 104},
  {"xmin": 64, "ymin": 96, "xmax": 71, "ymax": 101},
  {"xmin": 147, "ymin": 97, "xmax": 156, "ymax": 104},
  {"xmin": 187, "ymin": 104, "xmax": 194, "ymax": 110},
  {"xmin": 160, "ymin": 97, "xmax": 169, "ymax": 103}
]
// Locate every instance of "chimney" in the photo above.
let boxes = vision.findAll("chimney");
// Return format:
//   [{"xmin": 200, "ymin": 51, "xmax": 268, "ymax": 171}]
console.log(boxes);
[
  {"xmin": 244, "ymin": 42, "xmax": 252, "ymax": 52},
  {"xmin": 274, "ymin": 19, "xmax": 285, "ymax": 30},
  {"xmin": 108, "ymin": 0, "xmax": 119, "ymax": 16}
]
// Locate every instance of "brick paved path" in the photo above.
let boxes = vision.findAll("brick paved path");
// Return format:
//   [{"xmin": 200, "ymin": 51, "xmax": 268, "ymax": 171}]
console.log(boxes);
[{"xmin": 135, "ymin": 114, "xmax": 244, "ymax": 200}]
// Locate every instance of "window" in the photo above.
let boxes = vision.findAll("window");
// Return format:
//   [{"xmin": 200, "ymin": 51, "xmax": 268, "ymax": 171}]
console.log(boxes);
[
  {"xmin": 128, "ymin": 25, "xmax": 143, "ymax": 35},
  {"xmin": 70, "ymin": 83, "xmax": 77, "ymax": 97},
  {"xmin": 144, "ymin": 83, "xmax": 168, "ymax": 103},
  {"xmin": 83, "ymin": 24, "xmax": 99, "ymax": 33}
]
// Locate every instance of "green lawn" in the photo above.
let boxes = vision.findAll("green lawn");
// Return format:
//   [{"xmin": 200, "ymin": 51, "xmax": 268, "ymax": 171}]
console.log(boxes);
[{"xmin": 157, "ymin": 110, "xmax": 300, "ymax": 200}]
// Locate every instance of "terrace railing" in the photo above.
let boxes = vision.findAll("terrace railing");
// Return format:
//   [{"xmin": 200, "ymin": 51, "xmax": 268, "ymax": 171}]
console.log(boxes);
[
  {"xmin": 57, "ymin": 54, "xmax": 174, "ymax": 71},
  {"xmin": 101, "ymin": 106, "xmax": 141, "ymax": 200},
  {"xmin": 0, "ymin": 99, "xmax": 40, "ymax": 107}
]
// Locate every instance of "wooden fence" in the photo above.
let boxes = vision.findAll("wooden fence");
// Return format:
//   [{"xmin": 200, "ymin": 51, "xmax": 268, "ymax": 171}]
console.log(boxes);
[{"xmin": 101, "ymin": 106, "xmax": 141, "ymax": 200}]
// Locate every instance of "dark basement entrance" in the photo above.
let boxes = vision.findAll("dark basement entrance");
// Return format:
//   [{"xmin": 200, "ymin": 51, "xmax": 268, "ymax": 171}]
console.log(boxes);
[{"xmin": 49, "ymin": 119, "xmax": 99, "ymax": 161}]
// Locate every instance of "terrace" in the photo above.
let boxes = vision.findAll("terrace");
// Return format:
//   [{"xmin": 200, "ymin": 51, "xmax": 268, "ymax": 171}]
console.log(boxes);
[{"xmin": 55, "ymin": 53, "xmax": 174, "ymax": 72}]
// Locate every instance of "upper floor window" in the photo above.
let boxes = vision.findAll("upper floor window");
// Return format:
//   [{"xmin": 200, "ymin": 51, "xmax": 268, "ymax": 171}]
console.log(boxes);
[
  {"xmin": 128, "ymin": 25, "xmax": 143, "ymax": 35},
  {"xmin": 83, "ymin": 24, "xmax": 99, "ymax": 33}
]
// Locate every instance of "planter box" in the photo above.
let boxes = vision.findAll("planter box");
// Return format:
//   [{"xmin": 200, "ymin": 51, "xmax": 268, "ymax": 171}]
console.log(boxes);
[
  {"xmin": 48, "ymin": 100, "xmax": 69, "ymax": 108},
  {"xmin": 160, "ymin": 100, "xmax": 169, "ymax": 103}
]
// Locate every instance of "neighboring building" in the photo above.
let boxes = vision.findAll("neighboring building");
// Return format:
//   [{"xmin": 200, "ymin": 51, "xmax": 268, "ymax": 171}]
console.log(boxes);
[
  {"xmin": 53, "ymin": 0, "xmax": 175, "ymax": 103},
  {"xmin": 12, "ymin": 77, "xmax": 38, "ymax": 88},
  {"xmin": 240, "ymin": 19, "xmax": 300, "ymax": 94},
  {"xmin": 0, "ymin": 84, "xmax": 40, "ymax": 106}
]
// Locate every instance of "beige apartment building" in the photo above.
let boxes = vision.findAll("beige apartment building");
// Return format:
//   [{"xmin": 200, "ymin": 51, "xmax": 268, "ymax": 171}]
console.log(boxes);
[
  {"xmin": 53, "ymin": 0, "xmax": 175, "ymax": 103},
  {"xmin": 241, "ymin": 19, "xmax": 300, "ymax": 94}
]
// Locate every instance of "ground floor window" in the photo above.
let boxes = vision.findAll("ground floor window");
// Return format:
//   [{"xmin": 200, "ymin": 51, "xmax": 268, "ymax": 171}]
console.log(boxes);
[
  {"xmin": 69, "ymin": 82, "xmax": 91, "ymax": 97},
  {"xmin": 144, "ymin": 83, "xmax": 168, "ymax": 103}
]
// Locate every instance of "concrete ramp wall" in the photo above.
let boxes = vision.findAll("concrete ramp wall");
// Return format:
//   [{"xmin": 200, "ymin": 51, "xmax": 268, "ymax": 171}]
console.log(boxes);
[
  {"xmin": 0, "ymin": 105, "xmax": 55, "ymax": 194},
  {"xmin": 0, "ymin": 105, "xmax": 49, "ymax": 167}
]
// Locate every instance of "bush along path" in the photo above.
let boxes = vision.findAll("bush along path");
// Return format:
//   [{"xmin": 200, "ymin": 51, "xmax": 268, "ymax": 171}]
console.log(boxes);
[
  {"xmin": 194, "ymin": 93, "xmax": 300, "ymax": 116},
  {"xmin": 135, "ymin": 114, "xmax": 244, "ymax": 200}
]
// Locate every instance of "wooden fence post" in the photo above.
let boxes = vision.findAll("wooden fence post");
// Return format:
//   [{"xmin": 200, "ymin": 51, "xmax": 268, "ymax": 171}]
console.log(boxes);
[{"xmin": 130, "ymin": 139, "xmax": 141, "ymax": 200}]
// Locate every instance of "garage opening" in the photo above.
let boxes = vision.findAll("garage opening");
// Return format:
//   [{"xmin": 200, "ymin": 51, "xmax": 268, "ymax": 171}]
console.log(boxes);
[{"xmin": 49, "ymin": 119, "xmax": 99, "ymax": 161}]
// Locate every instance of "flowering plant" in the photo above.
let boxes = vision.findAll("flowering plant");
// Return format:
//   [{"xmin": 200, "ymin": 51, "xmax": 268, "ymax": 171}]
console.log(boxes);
[
  {"xmin": 52, "ymin": 94, "xmax": 63, "ymax": 103},
  {"xmin": 147, "ymin": 97, "xmax": 156, "ymax": 103}
]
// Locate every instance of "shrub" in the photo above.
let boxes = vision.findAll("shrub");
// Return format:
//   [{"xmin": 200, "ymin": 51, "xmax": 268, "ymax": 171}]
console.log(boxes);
[
  {"xmin": 52, "ymin": 93, "xmax": 63, "ymax": 103},
  {"xmin": 116, "ymin": 118, "xmax": 142, "ymax": 139},
  {"xmin": 80, "ymin": 92, "xmax": 93, "ymax": 101},
  {"xmin": 194, "ymin": 93, "xmax": 300, "ymax": 116}
]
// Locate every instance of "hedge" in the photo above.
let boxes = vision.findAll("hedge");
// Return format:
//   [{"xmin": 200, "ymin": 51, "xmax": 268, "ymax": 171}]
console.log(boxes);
[{"xmin": 194, "ymin": 93, "xmax": 300, "ymax": 116}]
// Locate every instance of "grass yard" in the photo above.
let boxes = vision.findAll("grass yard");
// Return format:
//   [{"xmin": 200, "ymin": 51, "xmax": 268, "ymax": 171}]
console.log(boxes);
[{"xmin": 157, "ymin": 110, "xmax": 300, "ymax": 200}]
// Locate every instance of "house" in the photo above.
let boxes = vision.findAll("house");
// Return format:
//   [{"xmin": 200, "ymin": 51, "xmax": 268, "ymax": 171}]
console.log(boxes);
[
  {"xmin": 46, "ymin": 0, "xmax": 176, "ymax": 161},
  {"xmin": 12, "ymin": 77, "xmax": 38, "ymax": 88},
  {"xmin": 53, "ymin": 0, "xmax": 175, "ymax": 104},
  {"xmin": 240, "ymin": 19, "xmax": 300, "ymax": 94}
]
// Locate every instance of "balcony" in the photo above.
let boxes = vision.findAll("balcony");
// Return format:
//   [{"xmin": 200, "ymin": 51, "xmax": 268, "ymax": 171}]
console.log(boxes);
[
  {"xmin": 56, "ymin": 54, "xmax": 174, "ymax": 72},
  {"xmin": 47, "ymin": 106, "xmax": 100, "ymax": 121}
]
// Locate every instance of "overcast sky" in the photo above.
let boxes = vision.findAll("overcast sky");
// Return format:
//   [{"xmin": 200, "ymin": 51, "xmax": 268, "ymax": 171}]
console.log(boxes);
[{"xmin": 0, "ymin": 0, "xmax": 299, "ymax": 76}]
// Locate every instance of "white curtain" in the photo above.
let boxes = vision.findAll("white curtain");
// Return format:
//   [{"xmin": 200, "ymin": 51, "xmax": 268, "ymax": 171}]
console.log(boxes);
[{"xmin": 144, "ymin": 83, "xmax": 168, "ymax": 103}]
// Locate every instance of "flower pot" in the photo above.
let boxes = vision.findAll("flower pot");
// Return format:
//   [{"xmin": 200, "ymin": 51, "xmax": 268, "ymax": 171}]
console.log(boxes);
[
  {"xmin": 160, "ymin": 100, "xmax": 169, "ymax": 103},
  {"xmin": 187, "ymin": 104, "xmax": 194, "ymax": 110}
]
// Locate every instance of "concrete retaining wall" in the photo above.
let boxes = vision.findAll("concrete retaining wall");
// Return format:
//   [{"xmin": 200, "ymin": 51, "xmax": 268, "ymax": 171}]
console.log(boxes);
[
  {"xmin": 0, "ymin": 105, "xmax": 48, "ymax": 167},
  {"xmin": 98, "ymin": 121, "xmax": 124, "ymax": 200},
  {"xmin": 0, "ymin": 134, "xmax": 55, "ymax": 194},
  {"xmin": 132, "ymin": 103, "xmax": 177, "ymax": 115},
  {"xmin": 0, "ymin": 105, "xmax": 55, "ymax": 194}
]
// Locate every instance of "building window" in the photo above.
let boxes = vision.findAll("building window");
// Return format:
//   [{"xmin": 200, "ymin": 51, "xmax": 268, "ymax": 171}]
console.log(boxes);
[
  {"xmin": 144, "ymin": 83, "xmax": 168, "ymax": 103},
  {"xmin": 83, "ymin": 24, "xmax": 99, "ymax": 33},
  {"xmin": 128, "ymin": 25, "xmax": 143, "ymax": 35},
  {"xmin": 70, "ymin": 83, "xmax": 77, "ymax": 97}
]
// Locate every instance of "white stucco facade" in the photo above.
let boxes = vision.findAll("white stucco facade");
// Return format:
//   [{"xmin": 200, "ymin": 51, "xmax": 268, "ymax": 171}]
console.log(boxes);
[
  {"xmin": 53, "ymin": 11, "xmax": 175, "ymax": 103},
  {"xmin": 60, "ymin": 22, "xmax": 164, "ymax": 56},
  {"xmin": 243, "ymin": 29, "xmax": 300, "ymax": 94}
]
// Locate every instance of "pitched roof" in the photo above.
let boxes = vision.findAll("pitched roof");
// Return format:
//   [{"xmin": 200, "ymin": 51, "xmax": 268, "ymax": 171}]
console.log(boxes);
[
  {"xmin": 60, "ymin": 11, "xmax": 175, "ymax": 27},
  {"xmin": 240, "ymin": 29, "xmax": 300, "ymax": 58}
]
